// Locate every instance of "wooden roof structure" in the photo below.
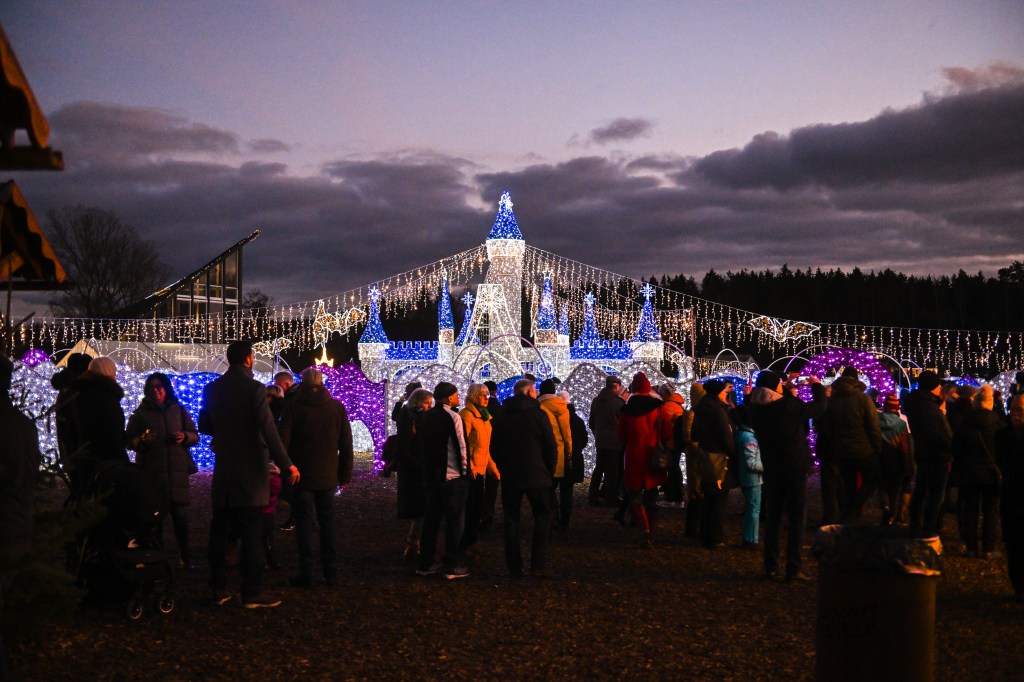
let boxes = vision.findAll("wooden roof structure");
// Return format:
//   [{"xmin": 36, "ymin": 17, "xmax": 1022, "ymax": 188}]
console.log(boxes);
[
  {"xmin": 0, "ymin": 179, "xmax": 66, "ymax": 290},
  {"xmin": 0, "ymin": 23, "xmax": 63, "ymax": 170}
]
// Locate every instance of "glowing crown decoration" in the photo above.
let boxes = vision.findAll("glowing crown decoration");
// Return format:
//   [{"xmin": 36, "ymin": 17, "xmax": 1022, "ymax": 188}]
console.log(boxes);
[{"xmin": 487, "ymin": 191, "xmax": 524, "ymax": 241}]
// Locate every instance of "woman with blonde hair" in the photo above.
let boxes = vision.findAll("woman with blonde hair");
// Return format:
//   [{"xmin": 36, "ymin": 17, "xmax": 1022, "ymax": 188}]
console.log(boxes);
[{"xmin": 460, "ymin": 383, "xmax": 499, "ymax": 550}]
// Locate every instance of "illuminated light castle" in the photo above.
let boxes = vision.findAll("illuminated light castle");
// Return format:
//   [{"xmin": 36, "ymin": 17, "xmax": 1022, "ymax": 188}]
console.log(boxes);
[{"xmin": 358, "ymin": 192, "xmax": 667, "ymax": 384}]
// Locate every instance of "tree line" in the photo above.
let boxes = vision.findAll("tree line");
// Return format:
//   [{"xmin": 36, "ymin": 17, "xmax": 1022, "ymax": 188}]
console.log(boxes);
[{"xmin": 653, "ymin": 262, "xmax": 1024, "ymax": 332}]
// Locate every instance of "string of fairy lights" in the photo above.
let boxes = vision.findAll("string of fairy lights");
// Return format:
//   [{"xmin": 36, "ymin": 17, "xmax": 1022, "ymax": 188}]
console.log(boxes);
[{"xmin": 12, "ymin": 239, "xmax": 1024, "ymax": 373}]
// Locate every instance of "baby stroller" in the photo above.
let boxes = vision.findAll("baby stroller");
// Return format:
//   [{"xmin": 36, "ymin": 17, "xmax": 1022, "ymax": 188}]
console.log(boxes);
[{"xmin": 66, "ymin": 459, "xmax": 177, "ymax": 620}]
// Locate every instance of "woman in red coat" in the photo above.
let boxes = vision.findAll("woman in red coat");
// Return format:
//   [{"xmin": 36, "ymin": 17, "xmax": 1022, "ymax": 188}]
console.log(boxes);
[{"xmin": 618, "ymin": 372, "xmax": 668, "ymax": 547}]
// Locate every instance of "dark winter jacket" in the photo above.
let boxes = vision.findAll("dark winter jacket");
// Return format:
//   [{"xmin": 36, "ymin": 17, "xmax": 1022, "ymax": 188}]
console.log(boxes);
[
  {"xmin": 567, "ymin": 403, "xmax": 589, "ymax": 484},
  {"xmin": 199, "ymin": 365, "xmax": 293, "ymax": 508},
  {"xmin": 416, "ymin": 404, "xmax": 467, "ymax": 485},
  {"xmin": 126, "ymin": 397, "xmax": 199, "ymax": 506},
  {"xmin": 692, "ymin": 395, "xmax": 736, "ymax": 457},
  {"xmin": 998, "ymin": 424, "xmax": 1024, "ymax": 519},
  {"xmin": 904, "ymin": 389, "xmax": 953, "ymax": 464},
  {"xmin": 0, "ymin": 394, "xmax": 40, "ymax": 556},
  {"xmin": 70, "ymin": 372, "xmax": 129, "ymax": 464},
  {"xmin": 819, "ymin": 376, "xmax": 882, "ymax": 461},
  {"xmin": 748, "ymin": 384, "xmax": 827, "ymax": 482},
  {"xmin": 588, "ymin": 386, "xmax": 624, "ymax": 449},
  {"xmin": 953, "ymin": 408, "xmax": 1007, "ymax": 487},
  {"xmin": 278, "ymin": 383, "xmax": 354, "ymax": 491},
  {"xmin": 395, "ymin": 403, "xmax": 427, "ymax": 519},
  {"xmin": 490, "ymin": 393, "xmax": 556, "ymax": 489}
]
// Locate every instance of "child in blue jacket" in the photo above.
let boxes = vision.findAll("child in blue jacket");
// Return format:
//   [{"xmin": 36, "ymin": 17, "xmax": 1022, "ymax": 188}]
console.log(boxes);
[{"xmin": 734, "ymin": 405, "xmax": 764, "ymax": 547}]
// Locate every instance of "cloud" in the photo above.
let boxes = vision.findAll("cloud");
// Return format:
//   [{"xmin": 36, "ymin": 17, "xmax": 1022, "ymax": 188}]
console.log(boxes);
[
  {"xmin": 587, "ymin": 117, "xmax": 654, "ymax": 145},
  {"xmin": 692, "ymin": 82, "xmax": 1024, "ymax": 189},
  {"xmin": 13, "ymin": 84, "xmax": 1023, "ymax": 320},
  {"xmin": 49, "ymin": 101, "xmax": 240, "ymax": 161},
  {"xmin": 941, "ymin": 60, "xmax": 1024, "ymax": 94},
  {"xmin": 248, "ymin": 138, "xmax": 290, "ymax": 154}
]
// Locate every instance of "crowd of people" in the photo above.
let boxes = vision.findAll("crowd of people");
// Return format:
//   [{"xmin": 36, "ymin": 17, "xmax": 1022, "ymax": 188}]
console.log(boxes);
[{"xmin": 3, "ymin": 346, "xmax": 1024, "ymax": 627}]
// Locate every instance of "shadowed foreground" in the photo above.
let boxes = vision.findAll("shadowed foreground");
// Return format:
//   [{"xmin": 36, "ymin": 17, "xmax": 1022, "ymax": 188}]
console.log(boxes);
[{"xmin": 11, "ymin": 455, "xmax": 1024, "ymax": 681}]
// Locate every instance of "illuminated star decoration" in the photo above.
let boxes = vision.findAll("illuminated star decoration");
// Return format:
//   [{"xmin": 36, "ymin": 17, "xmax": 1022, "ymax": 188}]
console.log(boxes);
[{"xmin": 746, "ymin": 315, "xmax": 820, "ymax": 344}]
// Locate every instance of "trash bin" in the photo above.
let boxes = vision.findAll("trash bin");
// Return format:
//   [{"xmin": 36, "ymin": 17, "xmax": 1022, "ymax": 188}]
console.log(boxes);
[{"xmin": 812, "ymin": 525, "xmax": 943, "ymax": 682}]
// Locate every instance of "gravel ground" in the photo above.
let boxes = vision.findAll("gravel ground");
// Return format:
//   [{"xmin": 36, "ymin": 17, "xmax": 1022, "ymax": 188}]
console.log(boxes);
[{"xmin": 9, "ymin": 454, "xmax": 1024, "ymax": 681}]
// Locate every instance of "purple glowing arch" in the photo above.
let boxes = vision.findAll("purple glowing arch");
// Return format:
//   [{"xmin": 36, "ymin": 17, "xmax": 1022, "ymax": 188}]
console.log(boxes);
[
  {"xmin": 797, "ymin": 347, "xmax": 896, "ymax": 406},
  {"xmin": 320, "ymin": 363, "xmax": 387, "ymax": 464}
]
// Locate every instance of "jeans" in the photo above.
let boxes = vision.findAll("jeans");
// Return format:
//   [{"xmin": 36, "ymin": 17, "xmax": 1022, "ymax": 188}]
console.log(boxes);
[
  {"xmin": 763, "ymin": 476, "xmax": 808, "ymax": 578},
  {"xmin": 741, "ymin": 484, "xmax": 762, "ymax": 544},
  {"xmin": 502, "ymin": 486, "xmax": 551, "ymax": 573},
  {"xmin": 209, "ymin": 505, "xmax": 264, "ymax": 599},
  {"xmin": 293, "ymin": 489, "xmax": 337, "ymax": 580},
  {"xmin": 419, "ymin": 477, "xmax": 469, "ymax": 572},
  {"xmin": 908, "ymin": 461, "xmax": 949, "ymax": 537}
]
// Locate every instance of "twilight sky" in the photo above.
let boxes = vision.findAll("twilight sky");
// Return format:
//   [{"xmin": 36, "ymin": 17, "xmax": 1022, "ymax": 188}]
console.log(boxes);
[{"xmin": 5, "ymin": 1, "xmax": 1024, "ymax": 317}]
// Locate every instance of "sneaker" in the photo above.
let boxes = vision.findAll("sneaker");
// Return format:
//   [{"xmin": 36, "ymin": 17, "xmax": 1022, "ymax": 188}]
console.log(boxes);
[
  {"xmin": 415, "ymin": 563, "xmax": 441, "ymax": 577},
  {"xmin": 278, "ymin": 520, "xmax": 296, "ymax": 532},
  {"xmin": 242, "ymin": 594, "xmax": 282, "ymax": 609},
  {"xmin": 786, "ymin": 571, "xmax": 812, "ymax": 583},
  {"xmin": 211, "ymin": 590, "xmax": 233, "ymax": 606},
  {"xmin": 443, "ymin": 566, "xmax": 470, "ymax": 580}
]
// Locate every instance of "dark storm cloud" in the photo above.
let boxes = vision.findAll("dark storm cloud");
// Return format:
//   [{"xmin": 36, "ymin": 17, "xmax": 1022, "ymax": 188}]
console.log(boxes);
[
  {"xmin": 588, "ymin": 117, "xmax": 654, "ymax": 145},
  {"xmin": 16, "ymin": 82, "xmax": 1024, "ymax": 318},
  {"xmin": 693, "ymin": 84, "xmax": 1024, "ymax": 189}
]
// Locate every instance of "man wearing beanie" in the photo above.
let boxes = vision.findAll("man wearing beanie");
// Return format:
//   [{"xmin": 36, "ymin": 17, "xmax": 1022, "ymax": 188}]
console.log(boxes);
[
  {"xmin": 691, "ymin": 378, "xmax": 735, "ymax": 549},
  {"xmin": 817, "ymin": 367, "xmax": 882, "ymax": 524},
  {"xmin": 537, "ymin": 379, "xmax": 573, "ymax": 531},
  {"xmin": 748, "ymin": 369, "xmax": 827, "ymax": 582},
  {"xmin": 904, "ymin": 371, "xmax": 953, "ymax": 537},
  {"xmin": 415, "ymin": 382, "xmax": 471, "ymax": 580}
]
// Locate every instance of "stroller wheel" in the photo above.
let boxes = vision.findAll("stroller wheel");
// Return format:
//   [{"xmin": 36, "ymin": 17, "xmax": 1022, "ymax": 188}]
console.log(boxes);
[
  {"xmin": 127, "ymin": 599, "xmax": 144, "ymax": 620},
  {"xmin": 158, "ymin": 597, "xmax": 175, "ymax": 614}
]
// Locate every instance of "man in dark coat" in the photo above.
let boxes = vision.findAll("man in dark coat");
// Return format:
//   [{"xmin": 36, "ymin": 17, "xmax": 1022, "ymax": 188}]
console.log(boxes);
[
  {"xmin": 278, "ymin": 367, "xmax": 353, "ymax": 588},
  {"xmin": 415, "ymin": 382, "xmax": 471, "ymax": 580},
  {"xmin": 49, "ymin": 352, "xmax": 91, "ymax": 462},
  {"xmin": 587, "ymin": 375, "xmax": 625, "ymax": 506},
  {"xmin": 692, "ymin": 378, "xmax": 735, "ymax": 549},
  {"xmin": 199, "ymin": 340, "xmax": 299, "ymax": 608},
  {"xmin": 819, "ymin": 367, "xmax": 883, "ymax": 523},
  {"xmin": 748, "ymin": 370, "xmax": 827, "ymax": 582},
  {"xmin": 0, "ymin": 356, "xmax": 40, "ymax": 676},
  {"xmin": 905, "ymin": 370, "xmax": 954, "ymax": 538},
  {"xmin": 491, "ymin": 378, "xmax": 557, "ymax": 577},
  {"xmin": 1000, "ymin": 394, "xmax": 1024, "ymax": 600}
]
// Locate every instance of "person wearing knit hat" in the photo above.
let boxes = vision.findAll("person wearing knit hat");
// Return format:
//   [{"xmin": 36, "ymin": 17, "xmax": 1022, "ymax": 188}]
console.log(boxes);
[
  {"xmin": 691, "ymin": 377, "xmax": 735, "ymax": 549},
  {"xmin": 630, "ymin": 372, "xmax": 652, "ymax": 395},
  {"xmin": 878, "ymin": 393, "xmax": 913, "ymax": 525},
  {"xmin": 416, "ymin": 381, "xmax": 471, "ymax": 580},
  {"xmin": 618, "ymin": 373, "xmax": 668, "ymax": 547},
  {"xmin": 538, "ymin": 380, "xmax": 574, "ymax": 531},
  {"xmin": 754, "ymin": 370, "xmax": 781, "ymax": 391},
  {"xmin": 904, "ymin": 369, "xmax": 953, "ymax": 537},
  {"xmin": 747, "ymin": 370, "xmax": 826, "ymax": 582}
]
